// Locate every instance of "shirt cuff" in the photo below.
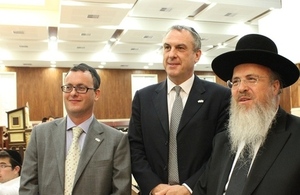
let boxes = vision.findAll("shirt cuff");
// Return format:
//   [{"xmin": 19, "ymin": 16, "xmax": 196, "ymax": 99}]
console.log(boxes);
[{"xmin": 182, "ymin": 183, "xmax": 192, "ymax": 194}]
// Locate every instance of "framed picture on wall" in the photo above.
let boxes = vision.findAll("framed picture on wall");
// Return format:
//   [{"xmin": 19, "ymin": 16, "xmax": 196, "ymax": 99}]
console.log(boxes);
[
  {"xmin": 8, "ymin": 130, "xmax": 26, "ymax": 143},
  {"xmin": 7, "ymin": 107, "xmax": 26, "ymax": 130},
  {"xmin": 131, "ymin": 74, "xmax": 158, "ymax": 99}
]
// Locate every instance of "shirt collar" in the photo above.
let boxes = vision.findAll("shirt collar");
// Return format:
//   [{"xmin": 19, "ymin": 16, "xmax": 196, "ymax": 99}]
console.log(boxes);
[
  {"xmin": 66, "ymin": 114, "xmax": 94, "ymax": 134},
  {"xmin": 167, "ymin": 74, "xmax": 194, "ymax": 95}
]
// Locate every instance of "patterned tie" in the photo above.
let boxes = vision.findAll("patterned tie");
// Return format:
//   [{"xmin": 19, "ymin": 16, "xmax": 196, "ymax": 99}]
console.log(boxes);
[
  {"xmin": 168, "ymin": 86, "xmax": 183, "ymax": 184},
  {"xmin": 64, "ymin": 126, "xmax": 83, "ymax": 195},
  {"xmin": 226, "ymin": 155, "xmax": 252, "ymax": 195}
]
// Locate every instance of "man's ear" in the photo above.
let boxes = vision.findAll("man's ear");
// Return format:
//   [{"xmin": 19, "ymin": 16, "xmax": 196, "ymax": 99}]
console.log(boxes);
[
  {"xmin": 14, "ymin": 165, "xmax": 21, "ymax": 174},
  {"xmin": 273, "ymin": 80, "xmax": 281, "ymax": 95}
]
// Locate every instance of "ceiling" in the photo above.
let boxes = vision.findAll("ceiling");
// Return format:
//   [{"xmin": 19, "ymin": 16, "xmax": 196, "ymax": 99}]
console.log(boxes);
[{"xmin": 0, "ymin": 0, "xmax": 282, "ymax": 71}]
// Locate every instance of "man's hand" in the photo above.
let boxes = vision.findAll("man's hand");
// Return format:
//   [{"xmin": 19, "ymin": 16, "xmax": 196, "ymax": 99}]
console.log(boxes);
[{"xmin": 153, "ymin": 184, "xmax": 191, "ymax": 195}]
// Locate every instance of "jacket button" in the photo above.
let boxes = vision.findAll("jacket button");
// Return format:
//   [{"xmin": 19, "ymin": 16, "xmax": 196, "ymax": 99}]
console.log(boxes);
[
  {"xmin": 165, "ymin": 141, "xmax": 168, "ymax": 145},
  {"xmin": 163, "ymin": 166, "xmax": 167, "ymax": 171}
]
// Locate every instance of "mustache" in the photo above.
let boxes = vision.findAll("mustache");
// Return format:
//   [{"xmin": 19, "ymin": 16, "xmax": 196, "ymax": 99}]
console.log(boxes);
[{"xmin": 237, "ymin": 91, "xmax": 251, "ymax": 97}]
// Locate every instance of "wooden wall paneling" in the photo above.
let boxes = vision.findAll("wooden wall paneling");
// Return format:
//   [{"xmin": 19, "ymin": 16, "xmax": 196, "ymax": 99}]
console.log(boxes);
[
  {"xmin": 290, "ymin": 79, "xmax": 300, "ymax": 108},
  {"xmin": 2, "ymin": 66, "xmax": 297, "ymax": 120},
  {"xmin": 6, "ymin": 67, "xmax": 69, "ymax": 121},
  {"xmin": 290, "ymin": 64, "xmax": 300, "ymax": 109},
  {"xmin": 96, "ymin": 69, "xmax": 133, "ymax": 119}
]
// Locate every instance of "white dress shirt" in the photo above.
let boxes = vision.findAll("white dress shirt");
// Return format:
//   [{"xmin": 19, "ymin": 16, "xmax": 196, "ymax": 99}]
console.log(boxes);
[{"xmin": 0, "ymin": 176, "xmax": 20, "ymax": 195}]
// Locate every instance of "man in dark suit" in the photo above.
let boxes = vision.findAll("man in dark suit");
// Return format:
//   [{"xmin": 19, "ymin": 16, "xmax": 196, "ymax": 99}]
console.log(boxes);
[
  {"xmin": 128, "ymin": 25, "xmax": 230, "ymax": 195},
  {"xmin": 193, "ymin": 34, "xmax": 300, "ymax": 194},
  {"xmin": 20, "ymin": 63, "xmax": 131, "ymax": 195}
]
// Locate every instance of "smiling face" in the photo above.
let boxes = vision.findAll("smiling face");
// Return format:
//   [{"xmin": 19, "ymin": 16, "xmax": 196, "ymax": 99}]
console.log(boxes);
[
  {"xmin": 162, "ymin": 29, "xmax": 201, "ymax": 85},
  {"xmin": 63, "ymin": 70, "xmax": 100, "ymax": 123},
  {"xmin": 231, "ymin": 63, "xmax": 281, "ymax": 110}
]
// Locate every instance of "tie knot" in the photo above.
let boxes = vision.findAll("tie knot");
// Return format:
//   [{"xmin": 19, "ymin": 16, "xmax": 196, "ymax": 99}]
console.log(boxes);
[
  {"xmin": 72, "ymin": 126, "xmax": 83, "ymax": 139},
  {"xmin": 174, "ymin": 86, "xmax": 181, "ymax": 95}
]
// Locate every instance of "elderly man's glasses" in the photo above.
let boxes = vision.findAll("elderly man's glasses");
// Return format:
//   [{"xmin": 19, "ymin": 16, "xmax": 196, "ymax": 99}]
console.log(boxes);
[
  {"xmin": 227, "ymin": 75, "xmax": 266, "ymax": 89},
  {"xmin": 0, "ymin": 164, "xmax": 12, "ymax": 169},
  {"xmin": 61, "ymin": 85, "xmax": 95, "ymax": 94}
]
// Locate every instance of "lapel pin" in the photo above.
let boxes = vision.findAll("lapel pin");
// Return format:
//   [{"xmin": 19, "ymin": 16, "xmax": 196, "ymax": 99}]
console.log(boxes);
[
  {"xmin": 198, "ymin": 100, "xmax": 204, "ymax": 103},
  {"xmin": 95, "ymin": 138, "xmax": 101, "ymax": 142}
]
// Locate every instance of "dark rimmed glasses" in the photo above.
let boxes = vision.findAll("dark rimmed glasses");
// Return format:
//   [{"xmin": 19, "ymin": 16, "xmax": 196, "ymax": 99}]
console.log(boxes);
[
  {"xmin": 61, "ymin": 85, "xmax": 95, "ymax": 94},
  {"xmin": 227, "ymin": 75, "xmax": 267, "ymax": 89}
]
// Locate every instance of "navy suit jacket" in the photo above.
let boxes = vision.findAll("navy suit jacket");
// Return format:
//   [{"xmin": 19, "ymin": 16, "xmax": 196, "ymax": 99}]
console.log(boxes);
[
  {"xmin": 193, "ymin": 108, "xmax": 300, "ymax": 195},
  {"xmin": 128, "ymin": 75, "xmax": 230, "ymax": 194}
]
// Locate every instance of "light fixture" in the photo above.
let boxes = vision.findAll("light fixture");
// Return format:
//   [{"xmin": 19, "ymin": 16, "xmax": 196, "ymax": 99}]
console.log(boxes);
[
  {"xmin": 50, "ymin": 61, "xmax": 56, "ymax": 68},
  {"xmin": 109, "ymin": 38, "xmax": 117, "ymax": 42},
  {"xmin": 48, "ymin": 27, "xmax": 58, "ymax": 41}
]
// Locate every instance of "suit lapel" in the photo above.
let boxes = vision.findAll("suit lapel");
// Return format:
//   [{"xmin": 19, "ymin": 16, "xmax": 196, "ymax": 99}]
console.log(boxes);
[
  {"xmin": 153, "ymin": 80, "xmax": 169, "ymax": 135},
  {"xmin": 52, "ymin": 118, "xmax": 67, "ymax": 187},
  {"xmin": 244, "ymin": 108, "xmax": 291, "ymax": 194},
  {"xmin": 178, "ymin": 76, "xmax": 206, "ymax": 133},
  {"xmin": 74, "ymin": 118, "xmax": 104, "ymax": 184},
  {"xmin": 216, "ymin": 141, "xmax": 235, "ymax": 195}
]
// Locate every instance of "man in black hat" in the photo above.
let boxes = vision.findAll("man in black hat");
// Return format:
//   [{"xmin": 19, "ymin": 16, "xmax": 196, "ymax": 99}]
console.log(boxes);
[
  {"xmin": 193, "ymin": 34, "xmax": 300, "ymax": 195},
  {"xmin": 0, "ymin": 150, "xmax": 22, "ymax": 195}
]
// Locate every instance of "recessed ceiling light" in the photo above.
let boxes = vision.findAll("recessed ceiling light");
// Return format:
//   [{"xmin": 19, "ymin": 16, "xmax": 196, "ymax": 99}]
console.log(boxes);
[
  {"xmin": 13, "ymin": 30, "xmax": 24, "ymax": 34},
  {"xmin": 87, "ymin": 15, "xmax": 99, "ymax": 19},
  {"xmin": 224, "ymin": 13, "xmax": 237, "ymax": 17},
  {"xmin": 143, "ymin": 35, "xmax": 153, "ymax": 39},
  {"xmin": 81, "ymin": 33, "xmax": 91, "ymax": 36},
  {"xmin": 160, "ymin": 7, "xmax": 172, "ymax": 12},
  {"xmin": 110, "ymin": 38, "xmax": 117, "ymax": 42},
  {"xmin": 49, "ymin": 36, "xmax": 57, "ymax": 41}
]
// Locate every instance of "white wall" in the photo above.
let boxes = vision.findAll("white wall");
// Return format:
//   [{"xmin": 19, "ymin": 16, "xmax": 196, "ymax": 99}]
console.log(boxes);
[
  {"xmin": 0, "ymin": 72, "xmax": 16, "ymax": 127},
  {"xmin": 259, "ymin": 0, "xmax": 300, "ymax": 64}
]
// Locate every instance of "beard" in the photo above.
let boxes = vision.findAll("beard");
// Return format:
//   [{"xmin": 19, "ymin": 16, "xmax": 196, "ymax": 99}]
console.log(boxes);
[{"xmin": 228, "ymin": 91, "xmax": 278, "ymax": 160}]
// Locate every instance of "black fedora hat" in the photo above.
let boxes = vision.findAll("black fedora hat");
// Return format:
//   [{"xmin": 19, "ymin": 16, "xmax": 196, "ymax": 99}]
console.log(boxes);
[{"xmin": 212, "ymin": 34, "xmax": 299, "ymax": 88}]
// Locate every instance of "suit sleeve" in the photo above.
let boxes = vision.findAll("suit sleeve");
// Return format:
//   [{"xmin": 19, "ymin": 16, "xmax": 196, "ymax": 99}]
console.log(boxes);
[
  {"xmin": 184, "ymin": 84, "xmax": 230, "ymax": 190},
  {"xmin": 19, "ymin": 127, "xmax": 39, "ymax": 195},
  {"xmin": 112, "ymin": 133, "xmax": 132, "ymax": 195},
  {"xmin": 128, "ymin": 90, "xmax": 163, "ymax": 194}
]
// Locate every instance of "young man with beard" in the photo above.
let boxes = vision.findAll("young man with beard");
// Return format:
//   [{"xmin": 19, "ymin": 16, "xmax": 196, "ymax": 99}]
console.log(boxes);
[{"xmin": 193, "ymin": 34, "xmax": 300, "ymax": 195}]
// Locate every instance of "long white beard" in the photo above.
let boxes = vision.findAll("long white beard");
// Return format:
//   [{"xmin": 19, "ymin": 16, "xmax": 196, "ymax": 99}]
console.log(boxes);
[{"xmin": 228, "ymin": 92, "xmax": 278, "ymax": 159}]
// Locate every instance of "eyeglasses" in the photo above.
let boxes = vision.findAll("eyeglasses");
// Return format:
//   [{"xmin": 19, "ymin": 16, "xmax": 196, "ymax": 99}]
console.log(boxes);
[
  {"xmin": 61, "ymin": 85, "xmax": 95, "ymax": 94},
  {"xmin": 227, "ymin": 75, "xmax": 266, "ymax": 89},
  {"xmin": 0, "ymin": 164, "xmax": 12, "ymax": 169}
]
